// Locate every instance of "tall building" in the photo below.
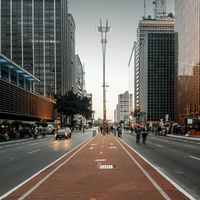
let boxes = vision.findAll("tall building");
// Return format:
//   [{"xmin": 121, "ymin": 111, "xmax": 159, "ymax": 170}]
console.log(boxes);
[
  {"xmin": 0, "ymin": 0, "xmax": 69, "ymax": 97},
  {"xmin": 74, "ymin": 55, "xmax": 84, "ymax": 96},
  {"xmin": 134, "ymin": 19, "xmax": 174, "ymax": 114},
  {"xmin": 116, "ymin": 91, "xmax": 133, "ymax": 123},
  {"xmin": 67, "ymin": 13, "xmax": 76, "ymax": 92},
  {"xmin": 175, "ymin": 0, "xmax": 200, "ymax": 124},
  {"xmin": 139, "ymin": 32, "xmax": 175, "ymax": 122}
]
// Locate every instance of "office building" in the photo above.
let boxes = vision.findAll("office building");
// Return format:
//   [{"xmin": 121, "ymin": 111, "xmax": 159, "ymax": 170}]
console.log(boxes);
[
  {"xmin": 175, "ymin": 0, "xmax": 200, "ymax": 124},
  {"xmin": 0, "ymin": 0, "xmax": 69, "ymax": 97},
  {"xmin": 134, "ymin": 19, "xmax": 174, "ymax": 115},
  {"xmin": 67, "ymin": 13, "xmax": 76, "ymax": 92},
  {"xmin": 139, "ymin": 32, "xmax": 175, "ymax": 122},
  {"xmin": 73, "ymin": 55, "xmax": 84, "ymax": 96}
]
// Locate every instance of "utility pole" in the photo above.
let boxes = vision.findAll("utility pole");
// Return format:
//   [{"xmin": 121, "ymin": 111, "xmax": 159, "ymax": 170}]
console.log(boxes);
[
  {"xmin": 98, "ymin": 19, "xmax": 110, "ymax": 134},
  {"xmin": 144, "ymin": 0, "xmax": 146, "ymax": 19}
]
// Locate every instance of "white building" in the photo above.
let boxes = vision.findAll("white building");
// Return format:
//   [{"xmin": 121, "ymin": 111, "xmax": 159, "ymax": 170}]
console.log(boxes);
[
  {"xmin": 116, "ymin": 91, "xmax": 133, "ymax": 123},
  {"xmin": 74, "ymin": 55, "xmax": 84, "ymax": 96}
]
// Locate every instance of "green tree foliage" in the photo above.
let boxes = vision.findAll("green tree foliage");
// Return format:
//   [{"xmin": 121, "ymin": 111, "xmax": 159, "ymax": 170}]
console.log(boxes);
[{"xmin": 56, "ymin": 90, "xmax": 93, "ymax": 128}]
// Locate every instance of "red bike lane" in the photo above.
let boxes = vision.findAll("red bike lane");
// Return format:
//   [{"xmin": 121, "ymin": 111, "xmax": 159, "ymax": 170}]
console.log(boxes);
[{"xmin": 3, "ymin": 133, "xmax": 193, "ymax": 200}]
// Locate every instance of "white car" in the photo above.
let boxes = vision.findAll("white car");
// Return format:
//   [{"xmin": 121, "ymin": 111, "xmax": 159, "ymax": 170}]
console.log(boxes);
[{"xmin": 55, "ymin": 128, "xmax": 71, "ymax": 140}]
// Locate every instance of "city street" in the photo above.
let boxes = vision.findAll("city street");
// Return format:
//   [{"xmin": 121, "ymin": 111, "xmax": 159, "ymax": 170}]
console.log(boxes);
[
  {"xmin": 0, "ymin": 130, "xmax": 93, "ymax": 197},
  {"xmin": 122, "ymin": 131, "xmax": 200, "ymax": 199},
  {"xmin": 0, "ymin": 130, "xmax": 199, "ymax": 199}
]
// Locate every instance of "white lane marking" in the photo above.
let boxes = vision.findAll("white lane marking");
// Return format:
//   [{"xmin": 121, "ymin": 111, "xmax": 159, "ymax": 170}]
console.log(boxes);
[
  {"xmin": 116, "ymin": 139, "xmax": 171, "ymax": 200},
  {"xmin": 28, "ymin": 149, "xmax": 40, "ymax": 154},
  {"xmin": 5, "ymin": 145, "xmax": 13, "ymax": 147},
  {"xmin": 95, "ymin": 159, "xmax": 106, "ymax": 162},
  {"xmin": 30, "ymin": 143, "xmax": 39, "ymax": 146},
  {"xmin": 91, "ymin": 143, "xmax": 98, "ymax": 146},
  {"xmin": 156, "ymin": 144, "xmax": 163, "ymax": 148},
  {"xmin": 6, "ymin": 137, "xmax": 93, "ymax": 200},
  {"xmin": 184, "ymin": 144, "xmax": 195, "ymax": 148},
  {"xmin": 189, "ymin": 155, "xmax": 200, "ymax": 161},
  {"xmin": 118, "ymin": 139, "xmax": 196, "ymax": 200},
  {"xmin": 108, "ymin": 146, "xmax": 118, "ymax": 149}
]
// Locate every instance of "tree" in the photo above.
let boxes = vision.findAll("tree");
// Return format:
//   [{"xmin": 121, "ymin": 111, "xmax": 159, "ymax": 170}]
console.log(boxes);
[{"xmin": 56, "ymin": 90, "xmax": 93, "ymax": 128}]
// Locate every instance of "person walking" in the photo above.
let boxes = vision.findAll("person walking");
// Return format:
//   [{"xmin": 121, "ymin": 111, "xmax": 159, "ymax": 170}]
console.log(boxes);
[
  {"xmin": 141, "ymin": 128, "xmax": 147, "ymax": 144},
  {"xmin": 131, "ymin": 126, "xmax": 134, "ymax": 135},
  {"xmin": 100, "ymin": 126, "xmax": 103, "ymax": 133},
  {"xmin": 34, "ymin": 128, "xmax": 38, "ymax": 139},
  {"xmin": 117, "ymin": 125, "xmax": 122, "ymax": 138},
  {"xmin": 135, "ymin": 125, "xmax": 141, "ymax": 144}
]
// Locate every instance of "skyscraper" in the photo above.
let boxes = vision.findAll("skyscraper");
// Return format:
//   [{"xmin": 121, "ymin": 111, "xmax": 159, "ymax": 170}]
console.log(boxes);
[
  {"xmin": 134, "ymin": 18, "xmax": 174, "ymax": 115},
  {"xmin": 175, "ymin": 0, "xmax": 200, "ymax": 124},
  {"xmin": 140, "ymin": 32, "xmax": 175, "ymax": 122},
  {"xmin": 67, "ymin": 13, "xmax": 76, "ymax": 92},
  {"xmin": 0, "ymin": 0, "xmax": 69, "ymax": 97}
]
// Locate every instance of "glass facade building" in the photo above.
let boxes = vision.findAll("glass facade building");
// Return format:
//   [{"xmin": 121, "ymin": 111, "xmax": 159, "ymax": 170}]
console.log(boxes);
[
  {"xmin": 67, "ymin": 13, "xmax": 76, "ymax": 92},
  {"xmin": 134, "ymin": 19, "xmax": 174, "ymax": 115},
  {"xmin": 134, "ymin": 18, "xmax": 174, "ymax": 121},
  {"xmin": 140, "ymin": 32, "xmax": 175, "ymax": 122},
  {"xmin": 175, "ymin": 0, "xmax": 200, "ymax": 124},
  {"xmin": 0, "ymin": 0, "xmax": 69, "ymax": 97}
]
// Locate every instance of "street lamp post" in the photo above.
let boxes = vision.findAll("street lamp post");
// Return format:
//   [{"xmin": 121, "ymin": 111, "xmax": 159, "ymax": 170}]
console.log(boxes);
[{"xmin": 98, "ymin": 19, "xmax": 110, "ymax": 134}]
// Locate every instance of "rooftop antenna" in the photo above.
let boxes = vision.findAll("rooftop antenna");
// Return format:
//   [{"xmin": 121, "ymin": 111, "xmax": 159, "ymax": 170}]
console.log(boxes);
[
  {"xmin": 144, "ymin": 0, "xmax": 146, "ymax": 19},
  {"xmin": 153, "ymin": 0, "xmax": 166, "ymax": 19}
]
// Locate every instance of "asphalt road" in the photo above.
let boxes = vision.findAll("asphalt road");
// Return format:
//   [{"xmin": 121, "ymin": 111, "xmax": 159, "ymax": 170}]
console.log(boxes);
[
  {"xmin": 1, "ymin": 129, "xmax": 200, "ymax": 199},
  {"xmin": 121, "ymin": 131, "xmax": 200, "ymax": 199},
  {"xmin": 0, "ymin": 129, "xmax": 93, "ymax": 197}
]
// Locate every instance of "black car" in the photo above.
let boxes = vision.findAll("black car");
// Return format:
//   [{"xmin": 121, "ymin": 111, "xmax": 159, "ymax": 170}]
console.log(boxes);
[{"xmin": 55, "ymin": 128, "xmax": 71, "ymax": 140}]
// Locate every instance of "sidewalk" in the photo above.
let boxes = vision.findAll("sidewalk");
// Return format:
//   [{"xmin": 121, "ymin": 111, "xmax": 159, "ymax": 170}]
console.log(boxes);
[{"xmin": 4, "ymin": 133, "xmax": 192, "ymax": 200}]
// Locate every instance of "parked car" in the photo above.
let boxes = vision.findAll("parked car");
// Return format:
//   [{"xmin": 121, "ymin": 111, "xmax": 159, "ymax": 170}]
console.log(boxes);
[{"xmin": 55, "ymin": 128, "xmax": 71, "ymax": 140}]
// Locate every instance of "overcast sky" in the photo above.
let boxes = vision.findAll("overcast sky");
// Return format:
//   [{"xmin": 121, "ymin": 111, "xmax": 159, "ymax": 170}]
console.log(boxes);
[{"xmin": 68, "ymin": 0, "xmax": 174, "ymax": 121}]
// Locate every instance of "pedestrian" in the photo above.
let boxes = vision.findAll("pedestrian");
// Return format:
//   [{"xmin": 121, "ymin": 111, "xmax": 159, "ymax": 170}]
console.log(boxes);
[
  {"xmin": 34, "ymin": 128, "xmax": 38, "ymax": 139},
  {"xmin": 141, "ymin": 128, "xmax": 147, "ymax": 144},
  {"xmin": 113, "ymin": 126, "xmax": 116, "ymax": 136},
  {"xmin": 117, "ymin": 125, "xmax": 122, "ymax": 138},
  {"xmin": 135, "ymin": 125, "xmax": 141, "ymax": 144},
  {"xmin": 110, "ymin": 126, "xmax": 113, "ymax": 133},
  {"xmin": 100, "ymin": 126, "xmax": 103, "ymax": 133},
  {"xmin": 131, "ymin": 126, "xmax": 134, "ymax": 134}
]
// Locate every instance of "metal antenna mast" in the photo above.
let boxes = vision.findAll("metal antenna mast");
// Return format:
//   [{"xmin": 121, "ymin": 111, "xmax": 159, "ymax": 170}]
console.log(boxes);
[
  {"xmin": 98, "ymin": 19, "xmax": 110, "ymax": 134},
  {"xmin": 153, "ymin": 0, "xmax": 166, "ymax": 19}
]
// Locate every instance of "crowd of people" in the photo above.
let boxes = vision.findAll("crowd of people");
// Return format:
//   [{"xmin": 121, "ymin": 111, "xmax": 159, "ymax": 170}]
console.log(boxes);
[{"xmin": 99, "ymin": 124, "xmax": 148, "ymax": 144}]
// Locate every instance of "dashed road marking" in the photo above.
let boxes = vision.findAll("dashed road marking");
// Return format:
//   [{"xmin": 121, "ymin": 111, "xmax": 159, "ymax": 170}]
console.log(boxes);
[
  {"xmin": 156, "ymin": 144, "xmax": 163, "ymax": 148},
  {"xmin": 95, "ymin": 159, "xmax": 106, "ymax": 162},
  {"xmin": 189, "ymin": 155, "xmax": 200, "ymax": 161},
  {"xmin": 28, "ymin": 149, "xmax": 40, "ymax": 154}
]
